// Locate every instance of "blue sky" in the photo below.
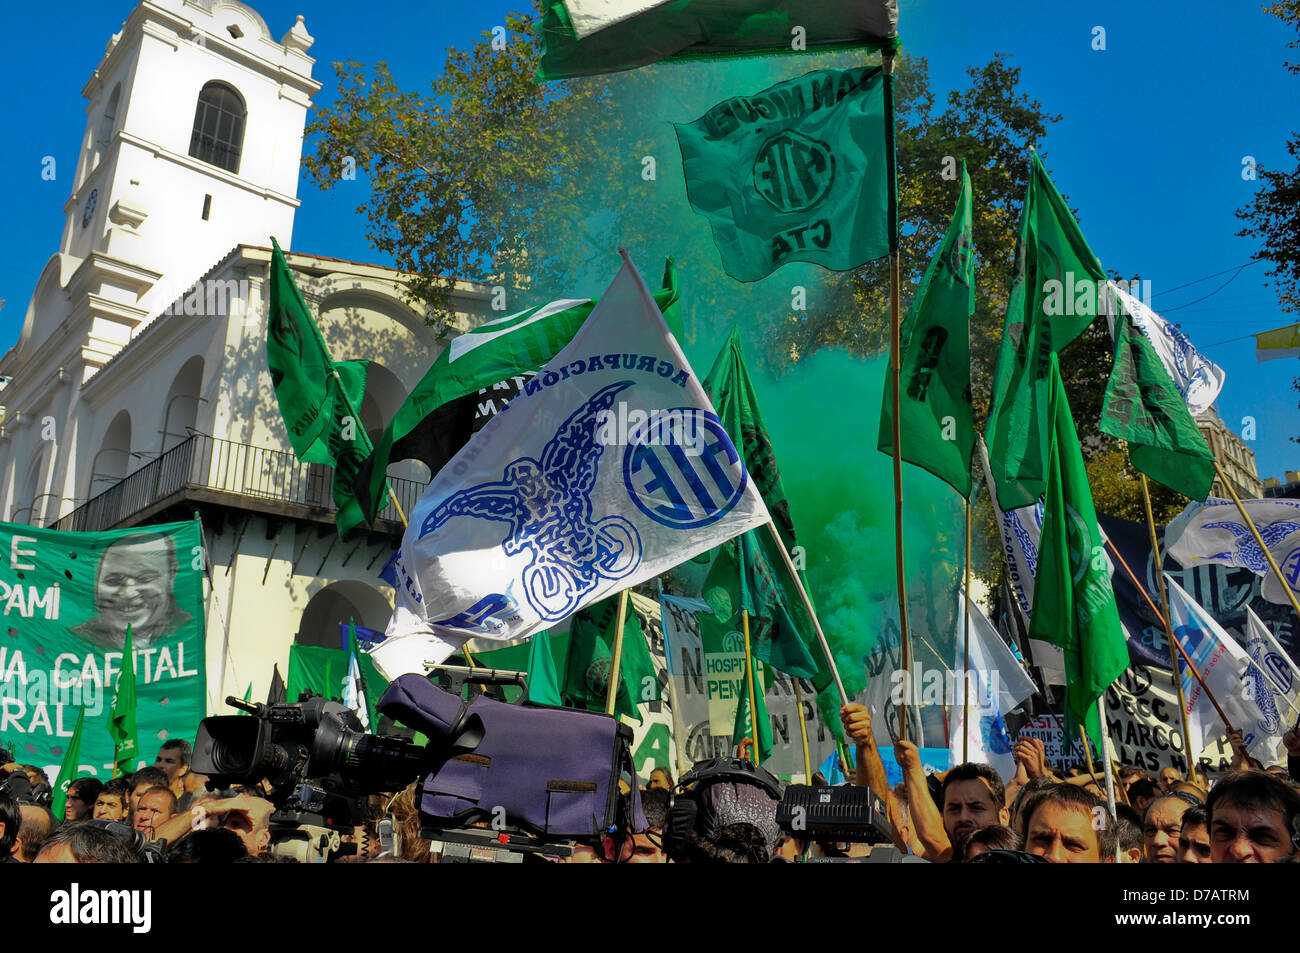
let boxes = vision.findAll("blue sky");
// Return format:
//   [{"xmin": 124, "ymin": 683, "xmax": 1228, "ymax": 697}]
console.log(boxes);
[{"xmin": 1, "ymin": 0, "xmax": 1297, "ymax": 480}]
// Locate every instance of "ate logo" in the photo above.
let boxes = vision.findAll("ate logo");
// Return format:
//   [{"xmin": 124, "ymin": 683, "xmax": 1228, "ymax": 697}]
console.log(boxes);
[
  {"xmin": 1282, "ymin": 546, "xmax": 1300, "ymax": 590},
  {"xmin": 623, "ymin": 409, "xmax": 748, "ymax": 530},
  {"xmin": 752, "ymin": 131, "xmax": 835, "ymax": 213}
]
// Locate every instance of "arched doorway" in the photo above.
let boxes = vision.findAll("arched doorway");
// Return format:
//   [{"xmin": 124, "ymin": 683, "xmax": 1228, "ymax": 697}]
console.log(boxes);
[
  {"xmin": 90, "ymin": 410, "xmax": 132, "ymax": 497},
  {"xmin": 161, "ymin": 356, "xmax": 205, "ymax": 454},
  {"xmin": 296, "ymin": 580, "xmax": 392, "ymax": 649}
]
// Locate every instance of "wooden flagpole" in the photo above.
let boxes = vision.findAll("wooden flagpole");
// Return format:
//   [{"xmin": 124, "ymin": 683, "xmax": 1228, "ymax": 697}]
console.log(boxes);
[
  {"xmin": 1139, "ymin": 474, "xmax": 1200, "ymax": 784},
  {"xmin": 765, "ymin": 521, "xmax": 848, "ymax": 705},
  {"xmin": 962, "ymin": 500, "xmax": 972, "ymax": 763},
  {"xmin": 793, "ymin": 677, "xmax": 814, "ymax": 782},
  {"xmin": 1211, "ymin": 461, "xmax": 1300, "ymax": 622},
  {"xmin": 605, "ymin": 589, "xmax": 631, "ymax": 716},
  {"xmin": 741, "ymin": 609, "xmax": 761, "ymax": 764},
  {"xmin": 882, "ymin": 50, "xmax": 913, "ymax": 742},
  {"xmin": 1103, "ymin": 537, "xmax": 1236, "ymax": 735}
]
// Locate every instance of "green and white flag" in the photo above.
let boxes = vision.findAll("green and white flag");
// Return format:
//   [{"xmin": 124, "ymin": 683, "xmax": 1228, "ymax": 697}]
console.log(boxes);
[
  {"xmin": 731, "ymin": 657, "xmax": 773, "ymax": 763},
  {"xmin": 1100, "ymin": 296, "xmax": 1216, "ymax": 501},
  {"xmin": 702, "ymin": 327, "xmax": 823, "ymax": 685},
  {"xmin": 107, "ymin": 625, "xmax": 139, "ymax": 778},
  {"xmin": 267, "ymin": 238, "xmax": 380, "ymax": 534},
  {"xmin": 351, "ymin": 264, "xmax": 682, "ymax": 531},
  {"xmin": 676, "ymin": 66, "xmax": 893, "ymax": 282},
  {"xmin": 985, "ymin": 154, "xmax": 1109, "ymax": 511},
  {"xmin": 526, "ymin": 630, "xmax": 563, "ymax": 706},
  {"xmin": 537, "ymin": 1, "xmax": 899, "ymax": 81},
  {"xmin": 564, "ymin": 596, "xmax": 658, "ymax": 722},
  {"xmin": 879, "ymin": 162, "xmax": 975, "ymax": 497},
  {"xmin": 1027, "ymin": 355, "xmax": 1127, "ymax": 752},
  {"xmin": 50, "ymin": 705, "xmax": 87, "ymax": 821}
]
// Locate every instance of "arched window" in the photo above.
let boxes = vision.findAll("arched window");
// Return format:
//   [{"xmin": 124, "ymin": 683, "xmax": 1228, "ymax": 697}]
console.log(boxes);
[{"xmin": 188, "ymin": 81, "xmax": 246, "ymax": 174}]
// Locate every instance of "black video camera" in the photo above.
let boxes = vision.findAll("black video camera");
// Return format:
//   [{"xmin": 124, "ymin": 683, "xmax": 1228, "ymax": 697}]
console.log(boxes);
[{"xmin": 193, "ymin": 694, "xmax": 427, "ymax": 859}]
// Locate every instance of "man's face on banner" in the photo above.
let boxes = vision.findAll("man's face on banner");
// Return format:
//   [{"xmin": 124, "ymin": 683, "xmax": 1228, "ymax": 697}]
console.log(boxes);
[{"xmin": 96, "ymin": 538, "xmax": 173, "ymax": 633}]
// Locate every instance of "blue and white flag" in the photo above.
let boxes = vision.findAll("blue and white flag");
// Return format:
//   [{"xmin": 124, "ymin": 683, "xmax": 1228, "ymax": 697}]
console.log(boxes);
[
  {"xmin": 1105, "ymin": 282, "xmax": 1225, "ymax": 418},
  {"xmin": 1165, "ymin": 575, "xmax": 1287, "ymax": 761},
  {"xmin": 1164, "ymin": 498, "xmax": 1300, "ymax": 607},
  {"xmin": 949, "ymin": 590, "xmax": 1039, "ymax": 780},
  {"xmin": 372, "ymin": 254, "xmax": 772, "ymax": 680},
  {"xmin": 1242, "ymin": 607, "xmax": 1300, "ymax": 759}
]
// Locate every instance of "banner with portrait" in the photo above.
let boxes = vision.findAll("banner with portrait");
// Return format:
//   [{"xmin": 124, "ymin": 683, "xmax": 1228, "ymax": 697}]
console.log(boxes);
[{"xmin": 0, "ymin": 519, "xmax": 206, "ymax": 778}]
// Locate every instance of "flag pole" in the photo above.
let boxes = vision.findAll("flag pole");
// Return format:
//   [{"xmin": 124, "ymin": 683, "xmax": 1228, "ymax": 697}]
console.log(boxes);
[
  {"xmin": 962, "ymin": 499, "xmax": 972, "ymax": 763},
  {"xmin": 764, "ymin": 521, "xmax": 848, "ymax": 704},
  {"xmin": 882, "ymin": 50, "xmax": 913, "ymax": 743},
  {"xmin": 1211, "ymin": 460, "xmax": 1300, "ymax": 622},
  {"xmin": 605, "ymin": 589, "xmax": 631, "ymax": 716},
  {"xmin": 1139, "ymin": 474, "xmax": 1200, "ymax": 784},
  {"xmin": 793, "ymin": 677, "xmax": 813, "ymax": 782},
  {"xmin": 741, "ymin": 608, "xmax": 761, "ymax": 764},
  {"xmin": 1102, "ymin": 537, "xmax": 1236, "ymax": 734},
  {"xmin": 1097, "ymin": 697, "xmax": 1117, "ymax": 822}
]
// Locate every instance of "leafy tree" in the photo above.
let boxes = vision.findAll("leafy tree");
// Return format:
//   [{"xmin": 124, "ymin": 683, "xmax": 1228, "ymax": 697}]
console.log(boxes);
[{"xmin": 305, "ymin": 11, "xmax": 1169, "ymax": 587}]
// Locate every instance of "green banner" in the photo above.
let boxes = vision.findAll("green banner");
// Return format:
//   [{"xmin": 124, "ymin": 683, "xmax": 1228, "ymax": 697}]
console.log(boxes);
[{"xmin": 0, "ymin": 519, "xmax": 206, "ymax": 777}]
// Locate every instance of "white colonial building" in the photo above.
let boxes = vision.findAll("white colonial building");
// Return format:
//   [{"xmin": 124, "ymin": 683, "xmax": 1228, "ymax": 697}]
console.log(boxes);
[{"xmin": 0, "ymin": 0, "xmax": 492, "ymax": 715}]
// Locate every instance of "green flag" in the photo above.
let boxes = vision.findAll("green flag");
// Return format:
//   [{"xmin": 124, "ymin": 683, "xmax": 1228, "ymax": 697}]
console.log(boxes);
[
  {"xmin": 107, "ymin": 624, "xmax": 139, "ymax": 778},
  {"xmin": 525, "ymin": 630, "xmax": 563, "ymax": 706},
  {"xmin": 537, "ymin": 2, "xmax": 899, "ymax": 81},
  {"xmin": 1027, "ymin": 355, "xmax": 1128, "ymax": 752},
  {"xmin": 563, "ymin": 595, "xmax": 658, "ymax": 722},
  {"xmin": 731, "ymin": 659, "xmax": 773, "ymax": 763},
  {"xmin": 985, "ymin": 154, "xmax": 1109, "ymax": 511},
  {"xmin": 701, "ymin": 327, "xmax": 825, "ymax": 685},
  {"xmin": 286, "ymin": 644, "xmax": 388, "ymax": 727},
  {"xmin": 350, "ymin": 263, "xmax": 682, "ymax": 531},
  {"xmin": 267, "ymin": 238, "xmax": 382, "ymax": 534},
  {"xmin": 879, "ymin": 163, "xmax": 975, "ymax": 497},
  {"xmin": 50, "ymin": 705, "xmax": 86, "ymax": 821},
  {"xmin": 1100, "ymin": 302, "xmax": 1216, "ymax": 500},
  {"xmin": 676, "ymin": 66, "xmax": 893, "ymax": 282}
]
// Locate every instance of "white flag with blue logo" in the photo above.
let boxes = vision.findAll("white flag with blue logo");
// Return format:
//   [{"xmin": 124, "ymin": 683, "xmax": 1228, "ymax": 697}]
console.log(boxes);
[
  {"xmin": 1165, "ymin": 575, "xmax": 1289, "ymax": 761},
  {"xmin": 1105, "ymin": 282, "xmax": 1225, "ymax": 418},
  {"xmin": 342, "ymin": 651, "xmax": 370, "ymax": 730},
  {"xmin": 949, "ymin": 590, "xmax": 1039, "ymax": 779},
  {"xmin": 1164, "ymin": 498, "xmax": 1300, "ymax": 607},
  {"xmin": 372, "ymin": 253, "xmax": 772, "ymax": 680},
  {"xmin": 1243, "ymin": 607, "xmax": 1300, "ymax": 759}
]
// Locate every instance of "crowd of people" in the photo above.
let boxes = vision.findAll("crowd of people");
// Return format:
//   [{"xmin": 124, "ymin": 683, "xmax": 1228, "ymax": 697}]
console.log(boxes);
[{"xmin": 2, "ymin": 704, "xmax": 1298, "ymax": 863}]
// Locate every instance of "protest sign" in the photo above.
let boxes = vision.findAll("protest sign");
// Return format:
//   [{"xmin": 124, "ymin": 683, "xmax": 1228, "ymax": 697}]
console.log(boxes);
[{"xmin": 0, "ymin": 519, "xmax": 206, "ymax": 778}]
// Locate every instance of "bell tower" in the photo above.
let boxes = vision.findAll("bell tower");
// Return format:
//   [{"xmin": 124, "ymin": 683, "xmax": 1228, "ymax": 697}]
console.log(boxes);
[{"xmin": 55, "ymin": 0, "xmax": 319, "ymax": 353}]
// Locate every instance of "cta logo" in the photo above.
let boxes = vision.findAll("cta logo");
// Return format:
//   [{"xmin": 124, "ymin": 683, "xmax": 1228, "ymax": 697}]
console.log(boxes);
[{"xmin": 622, "ymin": 409, "xmax": 748, "ymax": 530}]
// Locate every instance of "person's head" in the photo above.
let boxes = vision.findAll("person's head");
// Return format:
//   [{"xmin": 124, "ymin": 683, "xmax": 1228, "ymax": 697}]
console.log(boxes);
[
  {"xmin": 939, "ymin": 763, "xmax": 1009, "ymax": 844},
  {"xmin": 605, "ymin": 788, "xmax": 667, "ymax": 863},
  {"xmin": 1010, "ymin": 777, "xmax": 1059, "ymax": 835},
  {"xmin": 1113, "ymin": 815, "xmax": 1144, "ymax": 864},
  {"xmin": 65, "ymin": 777, "xmax": 103, "ymax": 822},
  {"xmin": 93, "ymin": 533, "xmax": 177, "ymax": 636},
  {"xmin": 132, "ymin": 786, "xmax": 176, "ymax": 837},
  {"xmin": 23, "ymin": 765, "xmax": 48, "ymax": 791},
  {"xmin": 647, "ymin": 768, "xmax": 673, "ymax": 793},
  {"xmin": 130, "ymin": 767, "xmax": 170, "ymax": 812},
  {"xmin": 0, "ymin": 792, "xmax": 19, "ymax": 857},
  {"xmin": 1207, "ymin": 770, "xmax": 1300, "ymax": 863},
  {"xmin": 1177, "ymin": 805, "xmax": 1211, "ymax": 864},
  {"xmin": 1157, "ymin": 766, "xmax": 1183, "ymax": 792},
  {"xmin": 1171, "ymin": 780, "xmax": 1206, "ymax": 799},
  {"xmin": 1143, "ymin": 791, "xmax": 1201, "ymax": 864},
  {"xmin": 1127, "ymin": 778, "xmax": 1158, "ymax": 815},
  {"xmin": 665, "ymin": 763, "xmax": 782, "ymax": 864},
  {"xmin": 95, "ymin": 778, "xmax": 132, "ymax": 820},
  {"xmin": 34, "ymin": 821, "xmax": 140, "ymax": 863},
  {"xmin": 1118, "ymin": 765, "xmax": 1147, "ymax": 790},
  {"xmin": 155, "ymin": 740, "xmax": 191, "ymax": 782},
  {"xmin": 16, "ymin": 804, "xmax": 54, "ymax": 861},
  {"xmin": 1023, "ymin": 785, "xmax": 1116, "ymax": 863},
  {"xmin": 956, "ymin": 824, "xmax": 1022, "ymax": 862},
  {"xmin": 166, "ymin": 828, "xmax": 247, "ymax": 864},
  {"xmin": 218, "ymin": 796, "xmax": 275, "ymax": 857}
]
